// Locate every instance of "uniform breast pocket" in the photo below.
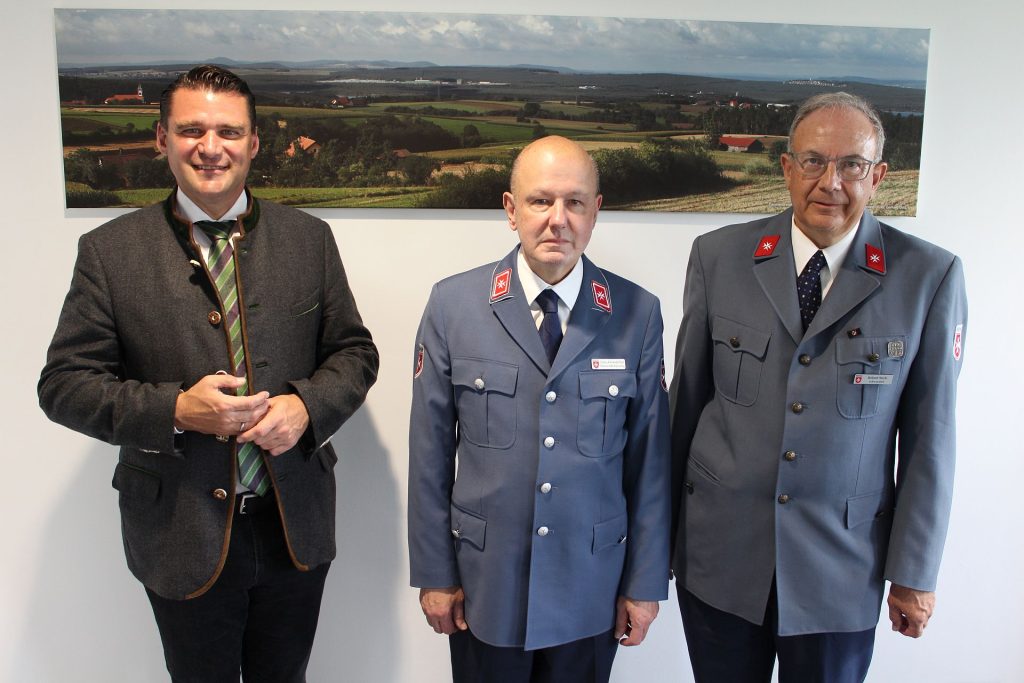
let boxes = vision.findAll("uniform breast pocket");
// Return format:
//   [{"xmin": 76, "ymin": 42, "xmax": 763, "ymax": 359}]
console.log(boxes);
[
  {"xmin": 577, "ymin": 370, "xmax": 637, "ymax": 457},
  {"xmin": 711, "ymin": 316, "xmax": 770, "ymax": 406},
  {"xmin": 835, "ymin": 336, "xmax": 905, "ymax": 419},
  {"xmin": 452, "ymin": 358, "xmax": 518, "ymax": 449}
]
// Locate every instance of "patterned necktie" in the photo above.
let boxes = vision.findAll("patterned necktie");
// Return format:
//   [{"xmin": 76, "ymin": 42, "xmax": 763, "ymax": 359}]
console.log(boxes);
[
  {"xmin": 195, "ymin": 220, "xmax": 269, "ymax": 496},
  {"xmin": 797, "ymin": 250, "xmax": 828, "ymax": 331},
  {"xmin": 536, "ymin": 289, "xmax": 563, "ymax": 366}
]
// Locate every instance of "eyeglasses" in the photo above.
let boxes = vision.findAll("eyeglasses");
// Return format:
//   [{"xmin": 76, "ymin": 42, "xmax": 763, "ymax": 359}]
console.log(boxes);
[{"xmin": 787, "ymin": 152, "xmax": 880, "ymax": 181}]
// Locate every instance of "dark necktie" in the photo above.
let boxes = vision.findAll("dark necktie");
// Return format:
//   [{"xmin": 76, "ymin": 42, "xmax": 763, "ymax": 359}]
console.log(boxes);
[
  {"xmin": 797, "ymin": 250, "xmax": 828, "ymax": 331},
  {"xmin": 536, "ymin": 289, "xmax": 563, "ymax": 366},
  {"xmin": 195, "ymin": 220, "xmax": 269, "ymax": 496}
]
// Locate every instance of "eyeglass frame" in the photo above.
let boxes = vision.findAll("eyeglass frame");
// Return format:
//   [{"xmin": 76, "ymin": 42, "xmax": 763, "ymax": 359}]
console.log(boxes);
[{"xmin": 785, "ymin": 151, "xmax": 882, "ymax": 182}]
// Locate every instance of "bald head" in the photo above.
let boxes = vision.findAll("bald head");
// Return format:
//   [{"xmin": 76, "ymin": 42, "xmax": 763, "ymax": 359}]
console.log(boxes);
[
  {"xmin": 502, "ymin": 135, "xmax": 602, "ymax": 285},
  {"xmin": 509, "ymin": 136, "xmax": 600, "ymax": 198}
]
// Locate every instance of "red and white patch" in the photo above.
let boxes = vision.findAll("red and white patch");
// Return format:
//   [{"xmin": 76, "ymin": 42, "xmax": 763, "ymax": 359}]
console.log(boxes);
[
  {"xmin": 413, "ymin": 343, "xmax": 425, "ymax": 378},
  {"xmin": 592, "ymin": 281, "xmax": 611, "ymax": 312},
  {"xmin": 660, "ymin": 357, "xmax": 668, "ymax": 392},
  {"xmin": 753, "ymin": 235, "xmax": 781, "ymax": 258},
  {"xmin": 953, "ymin": 324, "xmax": 963, "ymax": 361},
  {"xmin": 865, "ymin": 244, "xmax": 885, "ymax": 273},
  {"xmin": 490, "ymin": 268, "xmax": 512, "ymax": 301}
]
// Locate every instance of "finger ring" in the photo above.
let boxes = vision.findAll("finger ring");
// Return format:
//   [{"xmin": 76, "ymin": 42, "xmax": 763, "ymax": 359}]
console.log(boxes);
[{"xmin": 240, "ymin": 421, "xmax": 245, "ymax": 432}]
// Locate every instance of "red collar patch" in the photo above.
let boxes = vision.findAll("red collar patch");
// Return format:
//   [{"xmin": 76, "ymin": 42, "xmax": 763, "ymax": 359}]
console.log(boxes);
[
  {"xmin": 490, "ymin": 268, "xmax": 512, "ymax": 301},
  {"xmin": 592, "ymin": 281, "xmax": 611, "ymax": 312},
  {"xmin": 865, "ymin": 244, "xmax": 885, "ymax": 273},
  {"xmin": 753, "ymin": 235, "xmax": 781, "ymax": 258}
]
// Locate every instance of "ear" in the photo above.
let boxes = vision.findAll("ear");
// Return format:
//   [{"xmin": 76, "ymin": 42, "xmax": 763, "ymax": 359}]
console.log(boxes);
[
  {"xmin": 156, "ymin": 122, "xmax": 168, "ymax": 154},
  {"xmin": 869, "ymin": 161, "xmax": 888, "ymax": 194},
  {"xmin": 594, "ymin": 193, "xmax": 603, "ymax": 213},
  {"xmin": 502, "ymin": 192, "xmax": 517, "ymax": 231},
  {"xmin": 249, "ymin": 128, "xmax": 260, "ymax": 160}
]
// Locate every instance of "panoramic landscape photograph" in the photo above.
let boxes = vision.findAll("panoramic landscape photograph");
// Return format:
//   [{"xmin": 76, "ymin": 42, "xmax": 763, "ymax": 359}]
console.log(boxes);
[{"xmin": 55, "ymin": 9, "xmax": 929, "ymax": 213}]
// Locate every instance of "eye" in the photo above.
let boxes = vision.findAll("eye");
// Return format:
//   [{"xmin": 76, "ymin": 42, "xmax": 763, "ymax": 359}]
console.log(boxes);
[
  {"xmin": 839, "ymin": 158, "xmax": 865, "ymax": 172},
  {"xmin": 802, "ymin": 155, "xmax": 826, "ymax": 169},
  {"xmin": 530, "ymin": 198, "xmax": 551, "ymax": 207},
  {"xmin": 179, "ymin": 128, "xmax": 203, "ymax": 137},
  {"xmin": 220, "ymin": 129, "xmax": 244, "ymax": 139}
]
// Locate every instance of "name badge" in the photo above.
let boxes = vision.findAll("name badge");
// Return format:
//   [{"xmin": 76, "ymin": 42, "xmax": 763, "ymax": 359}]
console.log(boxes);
[
  {"xmin": 853, "ymin": 374, "xmax": 893, "ymax": 385},
  {"xmin": 591, "ymin": 358, "xmax": 626, "ymax": 370}
]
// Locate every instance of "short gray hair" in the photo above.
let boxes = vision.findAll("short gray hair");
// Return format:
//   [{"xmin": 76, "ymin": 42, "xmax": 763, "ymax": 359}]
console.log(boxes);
[{"xmin": 787, "ymin": 92, "xmax": 885, "ymax": 160}]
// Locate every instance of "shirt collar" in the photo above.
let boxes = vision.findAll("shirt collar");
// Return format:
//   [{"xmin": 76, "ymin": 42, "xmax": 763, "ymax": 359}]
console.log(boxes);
[
  {"xmin": 791, "ymin": 217, "xmax": 859, "ymax": 277},
  {"xmin": 175, "ymin": 188, "xmax": 248, "ymax": 225},
  {"xmin": 516, "ymin": 249, "xmax": 583, "ymax": 311}
]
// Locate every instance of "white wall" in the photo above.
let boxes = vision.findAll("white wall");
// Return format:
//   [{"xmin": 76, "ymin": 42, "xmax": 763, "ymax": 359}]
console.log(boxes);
[{"xmin": 2, "ymin": 1, "xmax": 1019, "ymax": 681}]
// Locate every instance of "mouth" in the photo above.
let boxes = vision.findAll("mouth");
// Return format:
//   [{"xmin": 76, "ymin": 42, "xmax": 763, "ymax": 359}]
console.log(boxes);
[{"xmin": 193, "ymin": 164, "xmax": 228, "ymax": 173}]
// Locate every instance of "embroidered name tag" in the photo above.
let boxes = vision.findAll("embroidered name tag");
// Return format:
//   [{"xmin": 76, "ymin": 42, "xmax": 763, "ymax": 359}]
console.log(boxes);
[
  {"xmin": 591, "ymin": 358, "xmax": 626, "ymax": 370},
  {"xmin": 853, "ymin": 374, "xmax": 893, "ymax": 385}
]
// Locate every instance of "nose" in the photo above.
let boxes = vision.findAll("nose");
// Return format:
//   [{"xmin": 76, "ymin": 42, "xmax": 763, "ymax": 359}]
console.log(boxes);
[
  {"xmin": 197, "ymin": 130, "xmax": 220, "ymax": 157},
  {"xmin": 817, "ymin": 160, "xmax": 843, "ymax": 190},
  {"xmin": 549, "ymin": 199, "xmax": 567, "ymax": 227}
]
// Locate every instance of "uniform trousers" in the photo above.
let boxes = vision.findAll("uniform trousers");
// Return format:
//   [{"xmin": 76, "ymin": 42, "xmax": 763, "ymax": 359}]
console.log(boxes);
[
  {"xmin": 678, "ymin": 581, "xmax": 875, "ymax": 683},
  {"xmin": 450, "ymin": 627, "xmax": 619, "ymax": 683},
  {"xmin": 146, "ymin": 492, "xmax": 330, "ymax": 683}
]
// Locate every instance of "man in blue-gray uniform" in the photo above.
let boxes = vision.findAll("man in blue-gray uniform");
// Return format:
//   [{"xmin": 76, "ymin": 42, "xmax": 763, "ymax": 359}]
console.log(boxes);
[
  {"xmin": 408, "ymin": 136, "xmax": 670, "ymax": 683},
  {"xmin": 670, "ymin": 92, "xmax": 967, "ymax": 682}
]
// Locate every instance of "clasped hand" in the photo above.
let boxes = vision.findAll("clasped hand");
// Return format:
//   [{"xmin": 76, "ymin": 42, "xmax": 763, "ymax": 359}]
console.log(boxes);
[{"xmin": 174, "ymin": 374, "xmax": 310, "ymax": 455}]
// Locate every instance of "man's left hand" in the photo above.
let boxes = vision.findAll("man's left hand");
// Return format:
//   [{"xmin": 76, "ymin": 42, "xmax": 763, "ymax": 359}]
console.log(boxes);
[
  {"xmin": 615, "ymin": 596, "xmax": 659, "ymax": 646},
  {"xmin": 238, "ymin": 394, "xmax": 310, "ymax": 455},
  {"xmin": 887, "ymin": 583, "xmax": 935, "ymax": 638}
]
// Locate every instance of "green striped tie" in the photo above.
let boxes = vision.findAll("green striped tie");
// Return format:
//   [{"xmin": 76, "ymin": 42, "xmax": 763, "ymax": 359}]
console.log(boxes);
[{"xmin": 195, "ymin": 220, "xmax": 269, "ymax": 496}]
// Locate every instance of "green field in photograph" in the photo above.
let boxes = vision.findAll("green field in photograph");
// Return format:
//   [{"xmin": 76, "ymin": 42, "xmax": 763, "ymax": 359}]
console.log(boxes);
[{"xmin": 61, "ymin": 109, "xmax": 159, "ymax": 132}]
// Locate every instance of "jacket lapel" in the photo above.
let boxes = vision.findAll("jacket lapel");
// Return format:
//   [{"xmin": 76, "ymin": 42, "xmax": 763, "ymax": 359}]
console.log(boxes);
[
  {"xmin": 753, "ymin": 210, "xmax": 804, "ymax": 345},
  {"xmin": 489, "ymin": 247, "xmax": 551, "ymax": 374},
  {"xmin": 549, "ymin": 255, "xmax": 611, "ymax": 378}
]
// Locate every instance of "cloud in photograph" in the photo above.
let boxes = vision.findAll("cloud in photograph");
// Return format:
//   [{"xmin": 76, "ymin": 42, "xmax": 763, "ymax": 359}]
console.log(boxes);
[{"xmin": 55, "ymin": 9, "xmax": 928, "ymax": 81}]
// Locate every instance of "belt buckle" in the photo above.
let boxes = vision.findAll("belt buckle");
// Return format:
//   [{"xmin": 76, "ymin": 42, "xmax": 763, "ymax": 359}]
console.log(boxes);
[{"xmin": 238, "ymin": 492, "xmax": 258, "ymax": 515}]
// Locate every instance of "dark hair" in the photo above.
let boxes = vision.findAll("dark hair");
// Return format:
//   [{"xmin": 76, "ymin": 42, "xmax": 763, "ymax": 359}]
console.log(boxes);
[
  {"xmin": 787, "ymin": 92, "xmax": 885, "ymax": 160},
  {"xmin": 159, "ymin": 65, "xmax": 256, "ymax": 131}
]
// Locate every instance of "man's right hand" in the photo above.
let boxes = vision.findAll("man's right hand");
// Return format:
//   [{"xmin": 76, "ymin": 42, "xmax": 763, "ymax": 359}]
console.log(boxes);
[
  {"xmin": 419, "ymin": 586, "xmax": 468, "ymax": 635},
  {"xmin": 174, "ymin": 373, "xmax": 270, "ymax": 436}
]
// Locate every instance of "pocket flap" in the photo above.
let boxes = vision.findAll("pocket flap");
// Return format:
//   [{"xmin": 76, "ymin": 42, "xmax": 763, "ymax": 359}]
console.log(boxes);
[
  {"xmin": 593, "ymin": 512, "xmax": 628, "ymax": 553},
  {"xmin": 451, "ymin": 504, "xmax": 487, "ymax": 550},
  {"xmin": 111, "ymin": 462, "xmax": 160, "ymax": 502},
  {"xmin": 845, "ymin": 489, "xmax": 891, "ymax": 529},
  {"xmin": 579, "ymin": 371, "xmax": 637, "ymax": 400},
  {"xmin": 452, "ymin": 358, "xmax": 518, "ymax": 396},
  {"xmin": 712, "ymin": 316, "xmax": 770, "ymax": 358}
]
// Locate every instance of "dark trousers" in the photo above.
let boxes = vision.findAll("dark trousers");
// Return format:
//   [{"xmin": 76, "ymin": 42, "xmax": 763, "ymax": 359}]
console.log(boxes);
[
  {"xmin": 146, "ymin": 496, "xmax": 330, "ymax": 683},
  {"xmin": 678, "ymin": 582, "xmax": 875, "ymax": 683},
  {"xmin": 450, "ymin": 628, "xmax": 619, "ymax": 683}
]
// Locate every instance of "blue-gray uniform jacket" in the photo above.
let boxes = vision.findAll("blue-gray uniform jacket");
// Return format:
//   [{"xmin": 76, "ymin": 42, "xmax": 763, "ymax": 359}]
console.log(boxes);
[
  {"xmin": 409, "ymin": 247, "xmax": 670, "ymax": 650},
  {"xmin": 670, "ymin": 208, "xmax": 967, "ymax": 635}
]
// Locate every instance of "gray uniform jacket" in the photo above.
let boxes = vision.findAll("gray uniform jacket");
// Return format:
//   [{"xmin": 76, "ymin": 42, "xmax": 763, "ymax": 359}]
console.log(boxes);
[
  {"xmin": 408, "ymin": 247, "xmax": 670, "ymax": 650},
  {"xmin": 670, "ymin": 208, "xmax": 967, "ymax": 635},
  {"xmin": 39, "ymin": 193, "xmax": 379, "ymax": 600}
]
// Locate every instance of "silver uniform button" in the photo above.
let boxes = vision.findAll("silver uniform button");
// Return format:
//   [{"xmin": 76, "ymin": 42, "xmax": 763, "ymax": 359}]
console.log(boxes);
[
  {"xmin": 545, "ymin": 391, "xmax": 557, "ymax": 403},
  {"xmin": 543, "ymin": 436, "xmax": 555, "ymax": 448},
  {"xmin": 474, "ymin": 378, "xmax": 485, "ymax": 390},
  {"xmin": 537, "ymin": 526, "xmax": 549, "ymax": 537},
  {"xmin": 539, "ymin": 482, "xmax": 552, "ymax": 493},
  {"xmin": 608, "ymin": 384, "xmax": 619, "ymax": 397},
  {"xmin": 451, "ymin": 528, "xmax": 461, "ymax": 538}
]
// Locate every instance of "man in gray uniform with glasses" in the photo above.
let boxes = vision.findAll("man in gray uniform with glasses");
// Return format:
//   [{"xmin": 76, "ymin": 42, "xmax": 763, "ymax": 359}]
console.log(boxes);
[{"xmin": 669, "ymin": 92, "xmax": 967, "ymax": 682}]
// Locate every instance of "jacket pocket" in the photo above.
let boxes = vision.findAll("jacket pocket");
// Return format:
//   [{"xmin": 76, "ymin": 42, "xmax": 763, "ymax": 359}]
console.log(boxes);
[
  {"xmin": 577, "ymin": 370, "xmax": 637, "ymax": 457},
  {"xmin": 111, "ymin": 462, "xmax": 161, "ymax": 508},
  {"xmin": 845, "ymin": 489, "xmax": 892, "ymax": 529},
  {"xmin": 593, "ymin": 512, "xmax": 628, "ymax": 553},
  {"xmin": 452, "ymin": 358, "xmax": 518, "ymax": 449},
  {"xmin": 835, "ymin": 336, "xmax": 905, "ymax": 419},
  {"xmin": 711, "ymin": 316, "xmax": 770, "ymax": 406},
  {"xmin": 450, "ymin": 503, "xmax": 487, "ymax": 551},
  {"xmin": 289, "ymin": 287, "xmax": 322, "ymax": 317}
]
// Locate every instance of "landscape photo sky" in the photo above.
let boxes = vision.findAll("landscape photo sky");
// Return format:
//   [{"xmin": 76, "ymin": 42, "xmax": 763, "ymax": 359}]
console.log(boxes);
[{"xmin": 56, "ymin": 9, "xmax": 929, "ymax": 83}]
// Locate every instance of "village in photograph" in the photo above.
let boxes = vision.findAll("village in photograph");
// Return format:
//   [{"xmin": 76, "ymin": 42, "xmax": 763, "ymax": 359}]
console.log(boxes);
[{"xmin": 56, "ymin": 10, "xmax": 928, "ymax": 213}]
